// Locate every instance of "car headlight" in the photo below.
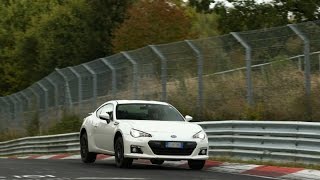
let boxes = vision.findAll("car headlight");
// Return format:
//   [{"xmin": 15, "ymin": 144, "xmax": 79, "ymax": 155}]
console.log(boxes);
[
  {"xmin": 193, "ymin": 130, "xmax": 206, "ymax": 140},
  {"xmin": 130, "ymin": 129, "xmax": 152, "ymax": 138}
]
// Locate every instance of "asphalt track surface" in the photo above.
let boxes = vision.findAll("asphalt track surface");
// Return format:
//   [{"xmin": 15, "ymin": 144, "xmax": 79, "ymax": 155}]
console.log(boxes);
[{"xmin": 0, "ymin": 159, "xmax": 272, "ymax": 180}]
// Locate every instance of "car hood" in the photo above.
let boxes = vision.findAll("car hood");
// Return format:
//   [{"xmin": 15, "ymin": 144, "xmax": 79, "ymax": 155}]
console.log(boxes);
[{"xmin": 119, "ymin": 120, "xmax": 202, "ymax": 134}]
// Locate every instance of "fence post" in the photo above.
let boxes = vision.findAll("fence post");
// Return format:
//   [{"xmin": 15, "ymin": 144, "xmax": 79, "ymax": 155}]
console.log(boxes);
[
  {"xmin": 10, "ymin": 95, "xmax": 18, "ymax": 122},
  {"xmin": 121, "ymin": 52, "xmax": 139, "ymax": 99},
  {"xmin": 13, "ymin": 94, "xmax": 23, "ymax": 122},
  {"xmin": 68, "ymin": 67, "xmax": 82, "ymax": 112},
  {"xmin": 29, "ymin": 86, "xmax": 43, "ymax": 135},
  {"xmin": 0, "ymin": 97, "xmax": 10, "ymax": 127},
  {"xmin": 20, "ymin": 91, "xmax": 30, "ymax": 110},
  {"xmin": 1, "ymin": 98, "xmax": 9, "ymax": 118},
  {"xmin": 82, "ymin": 64, "xmax": 97, "ymax": 109},
  {"xmin": 288, "ymin": 24, "xmax": 312, "ymax": 119},
  {"xmin": 231, "ymin": 32, "xmax": 254, "ymax": 107},
  {"xmin": 55, "ymin": 68, "xmax": 73, "ymax": 110},
  {"xmin": 0, "ymin": 98, "xmax": 4, "ymax": 125},
  {"xmin": 185, "ymin": 40, "xmax": 203, "ymax": 121},
  {"xmin": 45, "ymin": 77, "xmax": 58, "ymax": 108},
  {"xmin": 100, "ymin": 58, "xmax": 117, "ymax": 98},
  {"xmin": 37, "ymin": 82, "xmax": 48, "ymax": 120},
  {"xmin": 0, "ymin": 98, "xmax": 5, "ymax": 128},
  {"xmin": 20, "ymin": 91, "xmax": 31, "ymax": 122},
  {"xmin": 29, "ymin": 86, "xmax": 40, "ymax": 108},
  {"xmin": 149, "ymin": 45, "xmax": 167, "ymax": 102},
  {"xmin": 8, "ymin": 96, "xmax": 17, "ymax": 122}
]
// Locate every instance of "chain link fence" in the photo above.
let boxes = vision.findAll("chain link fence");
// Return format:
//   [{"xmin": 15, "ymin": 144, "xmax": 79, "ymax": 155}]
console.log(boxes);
[{"xmin": 1, "ymin": 21, "xmax": 320, "ymax": 132}]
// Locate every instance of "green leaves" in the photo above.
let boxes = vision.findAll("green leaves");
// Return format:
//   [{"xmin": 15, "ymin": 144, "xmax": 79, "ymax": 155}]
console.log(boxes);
[
  {"xmin": 188, "ymin": 0, "xmax": 215, "ymax": 13},
  {"xmin": 213, "ymin": 0, "xmax": 320, "ymax": 34},
  {"xmin": 1, "ymin": 0, "xmax": 320, "ymax": 97},
  {"xmin": 112, "ymin": 0, "xmax": 194, "ymax": 52},
  {"xmin": 0, "ymin": 0, "xmax": 131, "ymax": 96}
]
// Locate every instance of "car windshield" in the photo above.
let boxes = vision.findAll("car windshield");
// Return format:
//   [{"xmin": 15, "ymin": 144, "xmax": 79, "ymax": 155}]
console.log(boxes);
[{"xmin": 116, "ymin": 103, "xmax": 185, "ymax": 121}]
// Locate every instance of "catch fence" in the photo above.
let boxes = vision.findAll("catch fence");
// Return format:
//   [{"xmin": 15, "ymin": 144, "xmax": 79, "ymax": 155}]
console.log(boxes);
[{"xmin": 1, "ymin": 21, "xmax": 320, "ymax": 132}]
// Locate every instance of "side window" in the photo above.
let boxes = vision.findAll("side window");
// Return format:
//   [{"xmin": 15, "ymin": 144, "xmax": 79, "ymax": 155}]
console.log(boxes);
[{"xmin": 96, "ymin": 104, "xmax": 114, "ymax": 119}]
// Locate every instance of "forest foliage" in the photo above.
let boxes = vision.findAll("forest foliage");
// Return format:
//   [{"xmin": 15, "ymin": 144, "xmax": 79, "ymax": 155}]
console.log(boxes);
[{"xmin": 0, "ymin": 0, "xmax": 319, "ymax": 96}]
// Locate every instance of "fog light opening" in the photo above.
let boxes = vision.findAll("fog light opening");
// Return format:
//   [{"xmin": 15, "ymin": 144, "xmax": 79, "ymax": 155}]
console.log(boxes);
[
  {"xmin": 199, "ymin": 148, "xmax": 207, "ymax": 155},
  {"xmin": 132, "ymin": 147, "xmax": 137, "ymax": 153},
  {"xmin": 131, "ymin": 145, "xmax": 143, "ymax": 154}
]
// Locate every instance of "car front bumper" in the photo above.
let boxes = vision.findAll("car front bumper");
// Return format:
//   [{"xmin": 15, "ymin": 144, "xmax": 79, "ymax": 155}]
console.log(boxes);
[{"xmin": 122, "ymin": 134, "xmax": 209, "ymax": 160}]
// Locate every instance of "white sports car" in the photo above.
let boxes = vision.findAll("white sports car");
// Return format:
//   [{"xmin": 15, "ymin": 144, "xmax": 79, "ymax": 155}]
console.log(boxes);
[{"xmin": 79, "ymin": 100, "xmax": 209, "ymax": 169}]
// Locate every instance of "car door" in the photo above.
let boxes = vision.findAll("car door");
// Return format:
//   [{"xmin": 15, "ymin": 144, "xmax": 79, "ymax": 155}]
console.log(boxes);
[{"xmin": 93, "ymin": 103, "xmax": 116, "ymax": 152}]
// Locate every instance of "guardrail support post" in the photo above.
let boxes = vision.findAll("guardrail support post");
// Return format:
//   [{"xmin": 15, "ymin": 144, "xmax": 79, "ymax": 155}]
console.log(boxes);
[
  {"xmin": 185, "ymin": 40, "xmax": 203, "ymax": 121},
  {"xmin": 68, "ymin": 67, "xmax": 82, "ymax": 111},
  {"xmin": 231, "ymin": 32, "xmax": 254, "ymax": 107},
  {"xmin": 149, "ymin": 45, "xmax": 167, "ymax": 102},
  {"xmin": 288, "ymin": 24, "xmax": 312, "ymax": 119},
  {"xmin": 82, "ymin": 64, "xmax": 97, "ymax": 109},
  {"xmin": 100, "ymin": 58, "xmax": 117, "ymax": 98},
  {"xmin": 55, "ymin": 68, "xmax": 73, "ymax": 110},
  {"xmin": 121, "ymin": 52, "xmax": 139, "ymax": 99}
]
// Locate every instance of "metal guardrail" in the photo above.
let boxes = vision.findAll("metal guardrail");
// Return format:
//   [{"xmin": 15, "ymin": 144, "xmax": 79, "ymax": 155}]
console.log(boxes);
[
  {"xmin": 0, "ymin": 133, "xmax": 79, "ymax": 156},
  {"xmin": 198, "ymin": 121, "xmax": 320, "ymax": 164},
  {"xmin": 1, "ymin": 121, "xmax": 320, "ymax": 165}
]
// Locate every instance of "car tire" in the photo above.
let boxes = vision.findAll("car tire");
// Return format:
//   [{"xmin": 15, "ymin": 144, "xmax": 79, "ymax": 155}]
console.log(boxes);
[
  {"xmin": 80, "ymin": 133, "xmax": 96, "ymax": 163},
  {"xmin": 150, "ymin": 159, "xmax": 164, "ymax": 165},
  {"xmin": 115, "ymin": 136, "xmax": 133, "ymax": 168},
  {"xmin": 188, "ymin": 160, "xmax": 205, "ymax": 170}
]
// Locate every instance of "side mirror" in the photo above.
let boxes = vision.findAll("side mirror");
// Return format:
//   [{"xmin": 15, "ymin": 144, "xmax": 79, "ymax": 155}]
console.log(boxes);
[
  {"xmin": 99, "ymin": 112, "xmax": 111, "ymax": 123},
  {"xmin": 185, "ymin": 115, "xmax": 193, "ymax": 122}
]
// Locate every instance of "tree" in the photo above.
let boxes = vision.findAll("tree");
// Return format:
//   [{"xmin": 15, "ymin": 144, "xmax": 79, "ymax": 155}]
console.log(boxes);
[
  {"xmin": 188, "ymin": 0, "xmax": 215, "ymax": 13},
  {"xmin": 213, "ymin": 0, "xmax": 320, "ymax": 34},
  {"xmin": 112, "ymin": 0, "xmax": 194, "ymax": 52},
  {"xmin": 214, "ymin": 0, "xmax": 288, "ymax": 34},
  {"xmin": 0, "ymin": 0, "xmax": 131, "ymax": 95},
  {"xmin": 86, "ymin": 0, "xmax": 133, "ymax": 57},
  {"xmin": 190, "ymin": 12, "xmax": 220, "ymax": 38},
  {"xmin": 0, "ymin": 0, "xmax": 60, "ymax": 95},
  {"xmin": 27, "ymin": 0, "xmax": 94, "ymax": 76},
  {"xmin": 274, "ymin": 0, "xmax": 320, "ymax": 22}
]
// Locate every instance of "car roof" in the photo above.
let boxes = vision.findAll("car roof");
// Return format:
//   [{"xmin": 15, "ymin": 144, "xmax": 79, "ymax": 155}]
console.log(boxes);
[{"xmin": 115, "ymin": 100, "xmax": 169, "ymax": 105}]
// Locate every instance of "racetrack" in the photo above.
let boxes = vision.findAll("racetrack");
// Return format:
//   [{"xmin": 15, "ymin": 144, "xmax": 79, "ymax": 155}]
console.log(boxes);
[{"xmin": 0, "ymin": 158, "xmax": 271, "ymax": 180}]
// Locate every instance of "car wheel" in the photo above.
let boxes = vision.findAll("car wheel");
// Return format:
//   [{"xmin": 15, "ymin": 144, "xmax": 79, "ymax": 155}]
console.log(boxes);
[
  {"xmin": 150, "ymin": 159, "xmax": 164, "ymax": 165},
  {"xmin": 80, "ymin": 133, "xmax": 96, "ymax": 163},
  {"xmin": 188, "ymin": 160, "xmax": 205, "ymax": 170},
  {"xmin": 114, "ymin": 136, "xmax": 133, "ymax": 168}
]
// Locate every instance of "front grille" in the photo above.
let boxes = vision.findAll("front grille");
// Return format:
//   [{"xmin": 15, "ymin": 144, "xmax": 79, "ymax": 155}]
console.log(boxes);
[{"xmin": 148, "ymin": 141, "xmax": 197, "ymax": 155}]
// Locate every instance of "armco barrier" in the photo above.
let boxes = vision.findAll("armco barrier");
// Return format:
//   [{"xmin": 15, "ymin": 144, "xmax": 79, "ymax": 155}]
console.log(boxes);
[
  {"xmin": 0, "ymin": 133, "xmax": 79, "ymax": 156},
  {"xmin": 198, "ymin": 121, "xmax": 320, "ymax": 164},
  {"xmin": 1, "ymin": 121, "xmax": 320, "ymax": 165}
]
